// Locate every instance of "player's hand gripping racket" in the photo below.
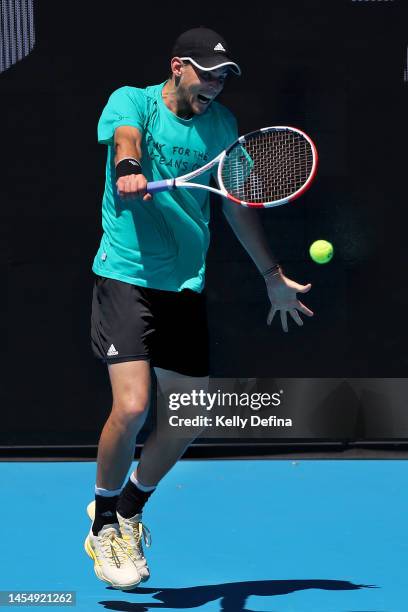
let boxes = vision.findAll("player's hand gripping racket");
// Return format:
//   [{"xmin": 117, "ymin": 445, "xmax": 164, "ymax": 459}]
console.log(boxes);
[{"xmin": 147, "ymin": 126, "xmax": 318, "ymax": 208}]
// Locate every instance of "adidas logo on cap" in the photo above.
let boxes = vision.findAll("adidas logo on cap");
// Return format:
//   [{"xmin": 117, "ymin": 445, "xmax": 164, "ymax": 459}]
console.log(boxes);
[{"xmin": 214, "ymin": 42, "xmax": 226, "ymax": 52}]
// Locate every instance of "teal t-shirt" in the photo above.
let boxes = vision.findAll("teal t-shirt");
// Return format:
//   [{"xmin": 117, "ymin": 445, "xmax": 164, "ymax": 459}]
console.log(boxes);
[{"xmin": 92, "ymin": 82, "xmax": 238, "ymax": 292}]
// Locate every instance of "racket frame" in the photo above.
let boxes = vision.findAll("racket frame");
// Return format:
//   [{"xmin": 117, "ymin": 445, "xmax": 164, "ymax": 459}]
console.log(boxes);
[{"xmin": 147, "ymin": 125, "xmax": 318, "ymax": 208}]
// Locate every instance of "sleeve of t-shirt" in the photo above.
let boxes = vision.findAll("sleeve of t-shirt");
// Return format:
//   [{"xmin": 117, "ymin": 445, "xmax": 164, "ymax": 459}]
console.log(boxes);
[{"xmin": 97, "ymin": 86, "xmax": 146, "ymax": 145}]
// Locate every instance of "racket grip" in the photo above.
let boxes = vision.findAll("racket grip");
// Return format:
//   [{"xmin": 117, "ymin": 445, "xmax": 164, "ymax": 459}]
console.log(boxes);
[{"xmin": 146, "ymin": 179, "xmax": 175, "ymax": 194}]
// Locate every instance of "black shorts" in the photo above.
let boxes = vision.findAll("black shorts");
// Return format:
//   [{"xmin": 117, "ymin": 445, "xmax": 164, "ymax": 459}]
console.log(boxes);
[{"xmin": 91, "ymin": 276, "xmax": 209, "ymax": 377}]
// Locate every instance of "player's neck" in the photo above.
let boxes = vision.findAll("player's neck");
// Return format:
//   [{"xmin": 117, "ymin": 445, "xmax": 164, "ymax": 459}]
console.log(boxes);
[{"xmin": 162, "ymin": 79, "xmax": 193, "ymax": 119}]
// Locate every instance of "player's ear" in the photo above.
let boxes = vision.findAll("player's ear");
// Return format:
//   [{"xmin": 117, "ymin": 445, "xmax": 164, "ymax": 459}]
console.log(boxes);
[{"xmin": 171, "ymin": 57, "xmax": 184, "ymax": 78}]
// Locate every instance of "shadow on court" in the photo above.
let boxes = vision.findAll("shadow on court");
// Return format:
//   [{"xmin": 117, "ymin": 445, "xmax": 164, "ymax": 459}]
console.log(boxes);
[{"xmin": 99, "ymin": 579, "xmax": 376, "ymax": 611}]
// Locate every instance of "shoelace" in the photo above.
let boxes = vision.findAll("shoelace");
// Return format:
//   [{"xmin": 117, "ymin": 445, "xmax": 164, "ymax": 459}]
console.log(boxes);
[
  {"xmin": 122, "ymin": 520, "xmax": 152, "ymax": 560},
  {"xmin": 134, "ymin": 522, "xmax": 152, "ymax": 549},
  {"xmin": 100, "ymin": 528, "xmax": 132, "ymax": 568}
]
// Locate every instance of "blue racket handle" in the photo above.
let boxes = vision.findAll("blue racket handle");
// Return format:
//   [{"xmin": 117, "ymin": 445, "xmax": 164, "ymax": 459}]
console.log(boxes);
[{"xmin": 146, "ymin": 179, "xmax": 175, "ymax": 194}]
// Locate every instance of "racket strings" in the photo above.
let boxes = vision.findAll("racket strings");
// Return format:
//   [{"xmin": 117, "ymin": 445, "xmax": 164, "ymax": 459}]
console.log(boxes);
[{"xmin": 221, "ymin": 130, "xmax": 314, "ymax": 204}]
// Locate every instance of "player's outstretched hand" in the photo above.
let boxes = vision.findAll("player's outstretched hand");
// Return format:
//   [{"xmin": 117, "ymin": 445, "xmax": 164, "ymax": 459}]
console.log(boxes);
[
  {"xmin": 116, "ymin": 173, "xmax": 152, "ymax": 201},
  {"xmin": 265, "ymin": 273, "xmax": 314, "ymax": 332}
]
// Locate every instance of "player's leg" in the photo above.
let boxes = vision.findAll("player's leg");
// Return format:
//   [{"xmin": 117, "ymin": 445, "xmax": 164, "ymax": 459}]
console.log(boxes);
[
  {"xmin": 93, "ymin": 360, "xmax": 151, "ymax": 532},
  {"xmin": 85, "ymin": 361, "xmax": 151, "ymax": 589},
  {"xmin": 86, "ymin": 276, "xmax": 154, "ymax": 588},
  {"xmin": 117, "ymin": 286, "xmax": 209, "ymax": 508},
  {"xmin": 114, "ymin": 288, "xmax": 209, "ymax": 577},
  {"xmin": 135, "ymin": 367, "xmax": 209, "ymax": 486},
  {"xmin": 113, "ymin": 367, "xmax": 208, "ymax": 582}
]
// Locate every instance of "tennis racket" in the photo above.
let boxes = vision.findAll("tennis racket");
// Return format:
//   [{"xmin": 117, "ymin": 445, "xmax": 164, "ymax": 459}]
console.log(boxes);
[{"xmin": 146, "ymin": 126, "xmax": 318, "ymax": 208}]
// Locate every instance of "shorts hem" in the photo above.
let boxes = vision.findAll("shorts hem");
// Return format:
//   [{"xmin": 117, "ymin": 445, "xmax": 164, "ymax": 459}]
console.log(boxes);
[{"xmin": 103, "ymin": 355, "xmax": 151, "ymax": 365}]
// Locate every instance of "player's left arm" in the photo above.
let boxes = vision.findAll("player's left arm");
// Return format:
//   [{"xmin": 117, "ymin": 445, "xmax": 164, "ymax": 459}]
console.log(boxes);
[{"xmin": 221, "ymin": 200, "xmax": 314, "ymax": 332}]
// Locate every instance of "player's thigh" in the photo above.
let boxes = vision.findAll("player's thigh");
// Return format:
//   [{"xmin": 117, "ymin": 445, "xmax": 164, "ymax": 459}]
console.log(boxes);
[
  {"xmin": 108, "ymin": 360, "xmax": 151, "ymax": 422},
  {"xmin": 154, "ymin": 366, "xmax": 209, "ymax": 395},
  {"xmin": 154, "ymin": 366, "xmax": 209, "ymax": 438},
  {"xmin": 91, "ymin": 275, "xmax": 153, "ymax": 365}
]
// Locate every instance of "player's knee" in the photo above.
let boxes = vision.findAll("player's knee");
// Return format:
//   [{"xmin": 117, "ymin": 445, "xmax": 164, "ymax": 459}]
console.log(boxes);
[{"xmin": 111, "ymin": 391, "xmax": 150, "ymax": 426}]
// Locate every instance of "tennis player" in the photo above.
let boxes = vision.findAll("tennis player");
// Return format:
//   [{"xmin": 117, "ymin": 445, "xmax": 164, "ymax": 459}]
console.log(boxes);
[{"xmin": 85, "ymin": 27, "xmax": 314, "ymax": 589}]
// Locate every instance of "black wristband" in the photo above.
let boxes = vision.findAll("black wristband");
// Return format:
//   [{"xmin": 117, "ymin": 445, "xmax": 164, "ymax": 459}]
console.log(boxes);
[{"xmin": 115, "ymin": 157, "xmax": 142, "ymax": 180}]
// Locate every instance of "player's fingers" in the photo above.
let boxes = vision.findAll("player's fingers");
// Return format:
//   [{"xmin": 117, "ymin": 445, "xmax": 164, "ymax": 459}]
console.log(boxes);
[
  {"xmin": 118, "ymin": 176, "xmax": 130, "ymax": 190},
  {"xmin": 126, "ymin": 176, "xmax": 142, "ymax": 195},
  {"xmin": 297, "ymin": 301, "xmax": 314, "ymax": 317},
  {"xmin": 267, "ymin": 306, "xmax": 276, "ymax": 326},
  {"xmin": 280, "ymin": 310, "xmax": 288, "ymax": 333},
  {"xmin": 117, "ymin": 175, "xmax": 146, "ymax": 198},
  {"xmin": 135, "ymin": 178, "xmax": 149, "ymax": 199},
  {"xmin": 125, "ymin": 176, "xmax": 135, "ymax": 191},
  {"xmin": 289, "ymin": 309, "xmax": 303, "ymax": 326},
  {"xmin": 116, "ymin": 180, "xmax": 125, "ymax": 196},
  {"xmin": 123, "ymin": 180, "xmax": 137, "ymax": 199},
  {"xmin": 117, "ymin": 180, "xmax": 132, "ymax": 198}
]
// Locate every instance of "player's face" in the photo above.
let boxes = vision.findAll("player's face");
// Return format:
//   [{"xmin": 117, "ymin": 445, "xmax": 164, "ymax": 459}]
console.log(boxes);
[{"xmin": 179, "ymin": 62, "xmax": 228, "ymax": 115}]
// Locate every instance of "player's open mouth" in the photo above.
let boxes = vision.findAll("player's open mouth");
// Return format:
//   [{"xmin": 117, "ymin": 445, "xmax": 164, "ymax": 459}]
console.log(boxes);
[{"xmin": 197, "ymin": 94, "xmax": 211, "ymax": 105}]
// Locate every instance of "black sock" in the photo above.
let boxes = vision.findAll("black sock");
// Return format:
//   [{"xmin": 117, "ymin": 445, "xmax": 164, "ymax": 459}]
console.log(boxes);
[
  {"xmin": 92, "ymin": 494, "xmax": 119, "ymax": 536},
  {"xmin": 116, "ymin": 479, "xmax": 155, "ymax": 519}
]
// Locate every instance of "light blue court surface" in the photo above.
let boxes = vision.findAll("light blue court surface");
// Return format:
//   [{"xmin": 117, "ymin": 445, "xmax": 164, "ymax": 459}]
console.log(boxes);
[{"xmin": 2, "ymin": 460, "xmax": 407, "ymax": 611}]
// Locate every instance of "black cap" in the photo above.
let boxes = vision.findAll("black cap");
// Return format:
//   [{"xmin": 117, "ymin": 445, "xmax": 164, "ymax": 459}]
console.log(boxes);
[{"xmin": 171, "ymin": 27, "xmax": 241, "ymax": 76}]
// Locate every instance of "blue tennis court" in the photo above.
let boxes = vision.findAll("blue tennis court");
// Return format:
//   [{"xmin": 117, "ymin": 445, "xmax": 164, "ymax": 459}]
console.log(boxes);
[{"xmin": 2, "ymin": 459, "xmax": 407, "ymax": 611}]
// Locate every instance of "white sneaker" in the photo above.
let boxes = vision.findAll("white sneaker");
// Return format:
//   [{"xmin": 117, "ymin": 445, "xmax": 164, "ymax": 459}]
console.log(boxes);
[
  {"xmin": 84, "ymin": 505, "xmax": 141, "ymax": 589},
  {"xmin": 117, "ymin": 512, "xmax": 152, "ymax": 582}
]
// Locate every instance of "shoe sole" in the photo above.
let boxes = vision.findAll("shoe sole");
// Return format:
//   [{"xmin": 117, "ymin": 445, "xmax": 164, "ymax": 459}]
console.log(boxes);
[
  {"xmin": 86, "ymin": 501, "xmax": 150, "ymax": 583},
  {"xmin": 84, "ymin": 535, "xmax": 141, "ymax": 590}
]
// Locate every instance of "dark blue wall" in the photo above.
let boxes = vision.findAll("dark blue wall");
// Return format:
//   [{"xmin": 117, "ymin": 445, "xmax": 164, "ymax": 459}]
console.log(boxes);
[{"xmin": 3, "ymin": 0, "xmax": 408, "ymax": 446}]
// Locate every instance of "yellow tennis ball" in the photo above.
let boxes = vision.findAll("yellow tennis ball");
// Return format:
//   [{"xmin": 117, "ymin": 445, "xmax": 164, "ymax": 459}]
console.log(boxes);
[{"xmin": 309, "ymin": 240, "xmax": 333, "ymax": 264}]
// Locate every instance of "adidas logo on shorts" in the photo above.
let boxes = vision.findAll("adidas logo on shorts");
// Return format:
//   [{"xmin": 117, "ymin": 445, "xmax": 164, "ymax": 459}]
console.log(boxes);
[{"xmin": 107, "ymin": 344, "xmax": 119, "ymax": 356}]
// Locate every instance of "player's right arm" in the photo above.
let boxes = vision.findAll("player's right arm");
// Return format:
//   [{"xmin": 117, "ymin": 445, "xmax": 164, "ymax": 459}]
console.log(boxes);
[{"xmin": 114, "ymin": 125, "xmax": 151, "ymax": 201}]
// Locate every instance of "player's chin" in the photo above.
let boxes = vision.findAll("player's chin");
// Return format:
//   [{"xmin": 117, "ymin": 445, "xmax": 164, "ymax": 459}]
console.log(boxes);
[{"xmin": 192, "ymin": 99, "xmax": 211, "ymax": 114}]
